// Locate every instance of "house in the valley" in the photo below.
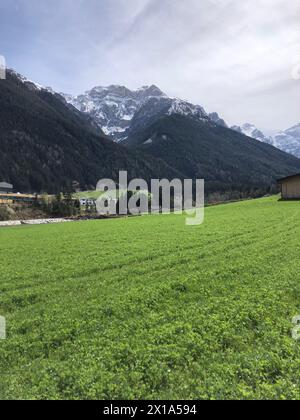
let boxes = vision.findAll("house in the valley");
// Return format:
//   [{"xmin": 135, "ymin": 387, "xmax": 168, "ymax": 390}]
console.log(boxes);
[
  {"xmin": 278, "ymin": 174, "xmax": 300, "ymax": 200},
  {"xmin": 0, "ymin": 182, "xmax": 13, "ymax": 194},
  {"xmin": 80, "ymin": 198, "xmax": 96, "ymax": 207}
]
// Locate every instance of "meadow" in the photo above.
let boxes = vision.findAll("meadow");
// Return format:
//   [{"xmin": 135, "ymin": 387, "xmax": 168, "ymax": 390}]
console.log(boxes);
[
  {"xmin": 0, "ymin": 196, "xmax": 300, "ymax": 400},
  {"xmin": 73, "ymin": 190, "xmax": 103, "ymax": 200}
]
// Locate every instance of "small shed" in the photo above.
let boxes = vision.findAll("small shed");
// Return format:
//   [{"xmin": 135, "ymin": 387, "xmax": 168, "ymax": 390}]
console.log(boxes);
[
  {"xmin": 0, "ymin": 182, "xmax": 13, "ymax": 194},
  {"xmin": 278, "ymin": 174, "xmax": 300, "ymax": 200}
]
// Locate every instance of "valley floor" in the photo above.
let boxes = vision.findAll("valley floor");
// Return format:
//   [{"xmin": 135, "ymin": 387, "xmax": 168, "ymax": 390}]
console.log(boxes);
[{"xmin": 0, "ymin": 196, "xmax": 300, "ymax": 400}]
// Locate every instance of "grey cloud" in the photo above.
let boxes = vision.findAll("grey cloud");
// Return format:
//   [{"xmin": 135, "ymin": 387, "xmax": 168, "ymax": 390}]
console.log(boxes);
[{"xmin": 0, "ymin": 0, "xmax": 299, "ymax": 130}]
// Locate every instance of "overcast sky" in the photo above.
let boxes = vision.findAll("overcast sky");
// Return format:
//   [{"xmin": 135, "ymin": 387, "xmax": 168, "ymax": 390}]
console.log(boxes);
[{"xmin": 0, "ymin": 0, "xmax": 299, "ymax": 131}]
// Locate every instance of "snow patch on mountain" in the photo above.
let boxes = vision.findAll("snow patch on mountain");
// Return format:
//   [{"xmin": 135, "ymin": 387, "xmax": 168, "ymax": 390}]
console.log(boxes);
[
  {"xmin": 272, "ymin": 124, "xmax": 300, "ymax": 158},
  {"xmin": 231, "ymin": 123, "xmax": 273, "ymax": 145},
  {"xmin": 62, "ymin": 81, "xmax": 300, "ymax": 158},
  {"xmin": 167, "ymin": 98, "xmax": 207, "ymax": 121},
  {"xmin": 231, "ymin": 122, "xmax": 300, "ymax": 158},
  {"xmin": 8, "ymin": 69, "xmax": 54, "ymax": 94},
  {"xmin": 62, "ymin": 85, "xmax": 167, "ymax": 140},
  {"xmin": 62, "ymin": 85, "xmax": 215, "ymax": 141}
]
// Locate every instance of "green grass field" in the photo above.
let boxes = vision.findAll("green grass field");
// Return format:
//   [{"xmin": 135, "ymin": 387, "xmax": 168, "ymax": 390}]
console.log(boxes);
[
  {"xmin": 1, "ymin": 196, "xmax": 300, "ymax": 400},
  {"xmin": 73, "ymin": 190, "xmax": 103, "ymax": 200}
]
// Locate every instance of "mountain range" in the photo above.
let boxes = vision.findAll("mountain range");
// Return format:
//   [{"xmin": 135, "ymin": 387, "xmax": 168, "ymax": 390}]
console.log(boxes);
[
  {"xmin": 231, "ymin": 123, "xmax": 300, "ymax": 158},
  {"xmin": 124, "ymin": 114, "xmax": 300, "ymax": 197},
  {"xmin": 1, "ymin": 69, "xmax": 300, "ymax": 199},
  {"xmin": 0, "ymin": 70, "xmax": 178, "ymax": 193},
  {"xmin": 62, "ymin": 86, "xmax": 209, "ymax": 142},
  {"xmin": 63, "ymin": 85, "xmax": 300, "ymax": 159}
]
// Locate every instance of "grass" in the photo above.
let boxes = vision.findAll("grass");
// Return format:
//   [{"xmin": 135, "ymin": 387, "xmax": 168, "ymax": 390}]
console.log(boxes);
[
  {"xmin": 0, "ymin": 196, "xmax": 300, "ymax": 400},
  {"xmin": 73, "ymin": 190, "xmax": 102, "ymax": 200}
]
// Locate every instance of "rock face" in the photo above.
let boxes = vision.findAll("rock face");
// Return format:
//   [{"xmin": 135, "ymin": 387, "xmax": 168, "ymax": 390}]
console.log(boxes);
[
  {"xmin": 208, "ymin": 112, "xmax": 228, "ymax": 128},
  {"xmin": 62, "ymin": 85, "xmax": 215, "ymax": 141},
  {"xmin": 125, "ymin": 97, "xmax": 209, "ymax": 140},
  {"xmin": 62, "ymin": 85, "xmax": 168, "ymax": 141},
  {"xmin": 272, "ymin": 124, "xmax": 300, "ymax": 158}
]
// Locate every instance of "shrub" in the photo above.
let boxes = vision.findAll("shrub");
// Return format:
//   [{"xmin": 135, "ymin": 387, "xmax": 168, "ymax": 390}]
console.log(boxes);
[{"xmin": 0, "ymin": 205, "xmax": 15, "ymax": 221}]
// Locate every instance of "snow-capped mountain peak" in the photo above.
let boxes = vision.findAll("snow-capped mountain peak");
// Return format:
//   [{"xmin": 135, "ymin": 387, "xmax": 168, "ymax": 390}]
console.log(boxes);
[
  {"xmin": 284, "ymin": 123, "xmax": 300, "ymax": 138},
  {"xmin": 122, "ymin": 96, "xmax": 210, "ymax": 141},
  {"xmin": 62, "ymin": 83, "xmax": 231, "ymax": 141},
  {"xmin": 167, "ymin": 98, "xmax": 207, "ymax": 120},
  {"xmin": 231, "ymin": 122, "xmax": 300, "ymax": 158},
  {"xmin": 272, "ymin": 123, "xmax": 300, "ymax": 158},
  {"xmin": 231, "ymin": 123, "xmax": 273, "ymax": 145},
  {"xmin": 62, "ymin": 84, "xmax": 167, "ymax": 139},
  {"xmin": 8, "ymin": 68, "xmax": 300, "ymax": 159},
  {"xmin": 62, "ymin": 82, "xmax": 300, "ymax": 158}
]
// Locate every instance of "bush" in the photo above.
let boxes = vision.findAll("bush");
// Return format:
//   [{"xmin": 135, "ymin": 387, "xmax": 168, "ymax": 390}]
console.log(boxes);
[
  {"xmin": 39, "ymin": 194, "xmax": 80, "ymax": 218},
  {"xmin": 0, "ymin": 205, "xmax": 15, "ymax": 221}
]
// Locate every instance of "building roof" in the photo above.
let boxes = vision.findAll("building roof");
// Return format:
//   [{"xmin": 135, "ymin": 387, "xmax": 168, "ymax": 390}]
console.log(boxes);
[
  {"xmin": 0, "ymin": 193, "xmax": 35, "ymax": 198},
  {"xmin": 278, "ymin": 173, "xmax": 300, "ymax": 183},
  {"xmin": 0, "ymin": 182, "xmax": 13, "ymax": 189}
]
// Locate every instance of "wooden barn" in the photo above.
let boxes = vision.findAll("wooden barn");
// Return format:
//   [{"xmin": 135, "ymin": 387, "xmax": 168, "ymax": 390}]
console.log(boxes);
[{"xmin": 278, "ymin": 174, "xmax": 300, "ymax": 200}]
